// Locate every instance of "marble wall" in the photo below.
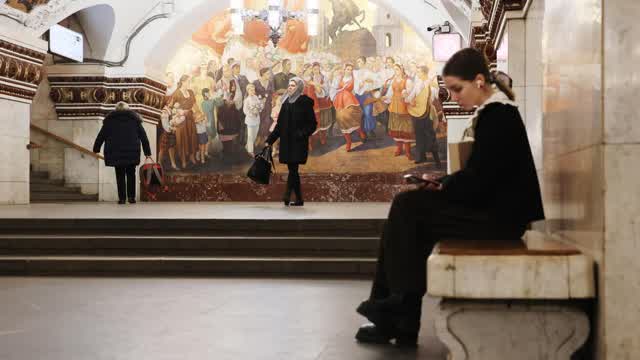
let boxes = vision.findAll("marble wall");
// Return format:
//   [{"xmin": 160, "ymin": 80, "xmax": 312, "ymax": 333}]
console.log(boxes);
[
  {"xmin": 0, "ymin": 98, "xmax": 30, "ymax": 204},
  {"xmin": 538, "ymin": 0, "xmax": 640, "ymax": 358}
]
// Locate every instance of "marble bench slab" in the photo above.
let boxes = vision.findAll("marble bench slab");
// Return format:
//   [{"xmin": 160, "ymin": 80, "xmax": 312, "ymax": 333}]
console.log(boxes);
[{"xmin": 427, "ymin": 232, "xmax": 595, "ymax": 299}]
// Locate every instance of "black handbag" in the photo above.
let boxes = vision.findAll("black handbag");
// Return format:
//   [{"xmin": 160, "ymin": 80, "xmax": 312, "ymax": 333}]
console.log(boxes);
[{"xmin": 247, "ymin": 146, "xmax": 275, "ymax": 184}]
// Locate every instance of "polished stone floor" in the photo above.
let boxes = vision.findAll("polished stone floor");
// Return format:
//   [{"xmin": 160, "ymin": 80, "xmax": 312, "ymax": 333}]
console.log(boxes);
[
  {"xmin": 0, "ymin": 202, "xmax": 390, "ymax": 220},
  {"xmin": 0, "ymin": 277, "xmax": 447, "ymax": 360}
]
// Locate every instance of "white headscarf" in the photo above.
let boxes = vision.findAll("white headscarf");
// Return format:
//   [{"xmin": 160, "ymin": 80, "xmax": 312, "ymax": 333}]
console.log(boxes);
[{"xmin": 281, "ymin": 77, "xmax": 305, "ymax": 104}]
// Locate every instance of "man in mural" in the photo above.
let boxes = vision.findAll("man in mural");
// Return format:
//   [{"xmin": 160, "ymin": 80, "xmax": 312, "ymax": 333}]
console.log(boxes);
[
  {"xmin": 201, "ymin": 88, "xmax": 223, "ymax": 158},
  {"xmin": 274, "ymin": 59, "xmax": 297, "ymax": 95},
  {"xmin": 231, "ymin": 62, "xmax": 250, "ymax": 98},
  {"xmin": 253, "ymin": 67, "xmax": 275, "ymax": 149},
  {"xmin": 354, "ymin": 56, "xmax": 377, "ymax": 139},
  {"xmin": 405, "ymin": 65, "xmax": 441, "ymax": 167}
]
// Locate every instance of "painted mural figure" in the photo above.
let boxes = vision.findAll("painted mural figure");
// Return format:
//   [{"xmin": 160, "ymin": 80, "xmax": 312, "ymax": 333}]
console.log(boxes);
[
  {"xmin": 243, "ymin": 83, "xmax": 266, "ymax": 155},
  {"xmin": 273, "ymin": 59, "xmax": 297, "ymax": 95},
  {"xmin": 253, "ymin": 67, "xmax": 275, "ymax": 149},
  {"xmin": 171, "ymin": 75, "xmax": 200, "ymax": 168},
  {"xmin": 354, "ymin": 56, "xmax": 377, "ymax": 138},
  {"xmin": 216, "ymin": 66, "xmax": 244, "ymax": 161},
  {"xmin": 384, "ymin": 64, "xmax": 416, "ymax": 160},
  {"xmin": 331, "ymin": 63, "xmax": 367, "ymax": 152},
  {"xmin": 310, "ymin": 62, "xmax": 333, "ymax": 146},
  {"xmin": 406, "ymin": 66, "xmax": 442, "ymax": 167}
]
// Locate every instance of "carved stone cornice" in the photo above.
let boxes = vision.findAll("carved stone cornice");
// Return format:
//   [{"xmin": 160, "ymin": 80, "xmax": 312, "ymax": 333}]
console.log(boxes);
[
  {"xmin": 48, "ymin": 76, "xmax": 167, "ymax": 123},
  {"xmin": 470, "ymin": 0, "xmax": 526, "ymax": 64},
  {"xmin": 0, "ymin": 0, "xmax": 83, "ymax": 32},
  {"xmin": 0, "ymin": 39, "xmax": 46, "ymax": 102}
]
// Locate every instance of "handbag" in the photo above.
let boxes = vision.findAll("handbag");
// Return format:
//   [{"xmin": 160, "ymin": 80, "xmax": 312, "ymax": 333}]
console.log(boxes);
[
  {"xmin": 247, "ymin": 146, "xmax": 275, "ymax": 184},
  {"xmin": 139, "ymin": 157, "xmax": 166, "ymax": 200}
]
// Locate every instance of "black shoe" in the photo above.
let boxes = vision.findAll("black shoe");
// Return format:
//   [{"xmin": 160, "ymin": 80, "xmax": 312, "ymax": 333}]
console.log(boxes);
[
  {"xmin": 290, "ymin": 200, "xmax": 304, "ymax": 206},
  {"xmin": 118, "ymin": 200, "xmax": 126, "ymax": 205},
  {"xmin": 355, "ymin": 323, "xmax": 393, "ymax": 345},
  {"xmin": 128, "ymin": 199, "xmax": 136, "ymax": 204}
]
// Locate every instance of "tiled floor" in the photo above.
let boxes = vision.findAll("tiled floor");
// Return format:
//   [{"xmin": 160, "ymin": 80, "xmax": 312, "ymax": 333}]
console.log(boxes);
[
  {"xmin": 0, "ymin": 202, "xmax": 390, "ymax": 220},
  {"xmin": 0, "ymin": 277, "xmax": 447, "ymax": 360}
]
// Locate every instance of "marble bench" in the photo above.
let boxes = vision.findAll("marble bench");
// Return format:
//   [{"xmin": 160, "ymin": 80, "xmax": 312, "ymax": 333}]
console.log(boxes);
[{"xmin": 427, "ymin": 232, "xmax": 595, "ymax": 360}]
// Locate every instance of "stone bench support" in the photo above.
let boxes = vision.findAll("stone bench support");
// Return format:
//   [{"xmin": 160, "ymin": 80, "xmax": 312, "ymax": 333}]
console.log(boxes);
[{"xmin": 427, "ymin": 233, "xmax": 595, "ymax": 360}]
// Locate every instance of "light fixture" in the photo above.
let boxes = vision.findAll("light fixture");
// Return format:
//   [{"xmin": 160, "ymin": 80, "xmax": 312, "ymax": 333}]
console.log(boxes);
[
  {"xmin": 307, "ymin": 0, "xmax": 320, "ymax": 37},
  {"xmin": 229, "ymin": 0, "xmax": 319, "ymax": 46}
]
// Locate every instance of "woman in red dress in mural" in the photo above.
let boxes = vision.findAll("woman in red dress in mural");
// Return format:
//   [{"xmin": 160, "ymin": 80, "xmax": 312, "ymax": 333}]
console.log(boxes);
[{"xmin": 331, "ymin": 64, "xmax": 367, "ymax": 152}]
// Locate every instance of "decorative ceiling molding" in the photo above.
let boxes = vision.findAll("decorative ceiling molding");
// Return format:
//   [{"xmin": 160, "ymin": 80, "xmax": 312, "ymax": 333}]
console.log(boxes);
[
  {"xmin": 4, "ymin": 0, "xmax": 50, "ymax": 13},
  {"xmin": 48, "ymin": 75, "xmax": 167, "ymax": 123},
  {"xmin": 470, "ymin": 0, "xmax": 525, "ymax": 64},
  {"xmin": 0, "ymin": 0, "xmax": 82, "ymax": 32},
  {"xmin": 0, "ymin": 39, "xmax": 46, "ymax": 102}
]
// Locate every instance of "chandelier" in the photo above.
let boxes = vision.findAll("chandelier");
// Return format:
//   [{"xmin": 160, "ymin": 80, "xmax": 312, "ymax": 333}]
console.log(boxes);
[{"xmin": 230, "ymin": 0, "xmax": 320, "ymax": 46}]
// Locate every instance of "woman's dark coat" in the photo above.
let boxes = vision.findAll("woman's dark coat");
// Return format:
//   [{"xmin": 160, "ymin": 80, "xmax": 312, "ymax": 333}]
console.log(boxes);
[
  {"xmin": 439, "ymin": 103, "xmax": 545, "ymax": 225},
  {"xmin": 266, "ymin": 94, "xmax": 317, "ymax": 165},
  {"xmin": 93, "ymin": 110, "xmax": 152, "ymax": 167}
]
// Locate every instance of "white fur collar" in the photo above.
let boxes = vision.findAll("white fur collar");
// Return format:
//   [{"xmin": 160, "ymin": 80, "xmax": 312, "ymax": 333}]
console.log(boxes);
[{"xmin": 461, "ymin": 91, "xmax": 518, "ymax": 141}]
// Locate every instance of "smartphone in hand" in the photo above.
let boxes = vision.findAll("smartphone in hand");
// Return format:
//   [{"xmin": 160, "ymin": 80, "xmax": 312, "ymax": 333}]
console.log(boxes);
[{"xmin": 403, "ymin": 174, "xmax": 441, "ymax": 186}]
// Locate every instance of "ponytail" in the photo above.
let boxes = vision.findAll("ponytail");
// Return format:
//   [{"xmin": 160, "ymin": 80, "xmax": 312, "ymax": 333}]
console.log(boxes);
[{"xmin": 489, "ymin": 71, "xmax": 515, "ymax": 101}]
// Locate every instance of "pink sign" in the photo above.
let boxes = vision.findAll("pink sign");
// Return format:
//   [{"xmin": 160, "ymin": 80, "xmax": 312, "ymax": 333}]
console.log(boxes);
[{"xmin": 433, "ymin": 33, "xmax": 462, "ymax": 62}]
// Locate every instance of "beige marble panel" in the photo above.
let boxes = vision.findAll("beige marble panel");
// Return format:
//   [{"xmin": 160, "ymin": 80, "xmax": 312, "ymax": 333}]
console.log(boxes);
[
  {"xmin": 525, "ymin": 17, "xmax": 544, "ymax": 87},
  {"xmin": 542, "ymin": 0, "xmax": 603, "ymax": 158},
  {"xmin": 603, "ymin": 144, "xmax": 640, "ymax": 359},
  {"xmin": 542, "ymin": 145, "xmax": 604, "ymax": 261},
  {"xmin": 426, "ymin": 254, "xmax": 455, "ymax": 297},
  {"xmin": 526, "ymin": 85, "xmax": 543, "ymax": 170},
  {"xmin": 0, "ymin": 99, "xmax": 30, "ymax": 138},
  {"xmin": 603, "ymin": 1, "xmax": 640, "ymax": 144},
  {"xmin": 507, "ymin": 19, "xmax": 526, "ymax": 87},
  {"xmin": 0, "ymin": 182, "xmax": 28, "ymax": 205},
  {"xmin": 0, "ymin": 135, "xmax": 29, "ymax": 183}
]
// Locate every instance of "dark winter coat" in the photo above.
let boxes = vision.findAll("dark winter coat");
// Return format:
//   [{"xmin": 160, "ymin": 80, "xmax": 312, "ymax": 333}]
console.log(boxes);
[
  {"xmin": 439, "ymin": 102, "xmax": 545, "ymax": 225},
  {"xmin": 266, "ymin": 95, "xmax": 317, "ymax": 165},
  {"xmin": 93, "ymin": 110, "xmax": 152, "ymax": 167}
]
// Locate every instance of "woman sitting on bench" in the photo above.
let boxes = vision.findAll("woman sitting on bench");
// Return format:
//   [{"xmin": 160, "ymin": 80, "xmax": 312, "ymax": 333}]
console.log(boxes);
[{"xmin": 355, "ymin": 48, "xmax": 545, "ymax": 347}]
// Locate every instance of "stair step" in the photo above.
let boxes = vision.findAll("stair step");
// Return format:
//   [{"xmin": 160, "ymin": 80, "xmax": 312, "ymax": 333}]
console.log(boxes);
[
  {"xmin": 29, "ymin": 177, "xmax": 64, "ymax": 185},
  {"xmin": 30, "ymin": 171, "xmax": 50, "ymax": 179},
  {"xmin": 0, "ymin": 255, "xmax": 377, "ymax": 276},
  {"xmin": 31, "ymin": 184, "xmax": 82, "ymax": 193},
  {"xmin": 30, "ymin": 193, "xmax": 98, "ymax": 202}
]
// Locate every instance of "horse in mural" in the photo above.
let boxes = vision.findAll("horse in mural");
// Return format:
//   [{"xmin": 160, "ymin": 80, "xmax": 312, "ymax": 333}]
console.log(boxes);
[{"xmin": 327, "ymin": 0, "xmax": 366, "ymax": 42}]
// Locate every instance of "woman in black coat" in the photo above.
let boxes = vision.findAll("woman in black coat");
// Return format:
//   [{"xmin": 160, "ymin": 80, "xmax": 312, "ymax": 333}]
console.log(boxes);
[
  {"xmin": 93, "ymin": 102, "xmax": 152, "ymax": 204},
  {"xmin": 266, "ymin": 77, "xmax": 317, "ymax": 206},
  {"xmin": 354, "ymin": 48, "xmax": 545, "ymax": 347}
]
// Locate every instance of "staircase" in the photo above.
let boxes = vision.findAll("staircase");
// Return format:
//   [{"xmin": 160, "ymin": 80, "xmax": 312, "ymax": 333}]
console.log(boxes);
[
  {"xmin": 30, "ymin": 171, "xmax": 98, "ymax": 203},
  {"xmin": 0, "ymin": 218, "xmax": 382, "ymax": 277}
]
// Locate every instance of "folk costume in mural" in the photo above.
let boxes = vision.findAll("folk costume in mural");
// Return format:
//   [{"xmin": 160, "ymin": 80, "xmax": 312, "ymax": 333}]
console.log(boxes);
[
  {"xmin": 354, "ymin": 64, "xmax": 377, "ymax": 136},
  {"xmin": 331, "ymin": 65, "xmax": 367, "ymax": 152},
  {"xmin": 311, "ymin": 63, "xmax": 333, "ymax": 145},
  {"xmin": 385, "ymin": 65, "xmax": 415, "ymax": 160},
  {"xmin": 406, "ymin": 72, "xmax": 441, "ymax": 166}
]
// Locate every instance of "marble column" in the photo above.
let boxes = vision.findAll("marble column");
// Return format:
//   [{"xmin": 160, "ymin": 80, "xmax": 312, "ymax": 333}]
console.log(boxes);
[
  {"xmin": 540, "ymin": 0, "xmax": 640, "ymax": 358},
  {"xmin": 0, "ymin": 37, "xmax": 46, "ymax": 204}
]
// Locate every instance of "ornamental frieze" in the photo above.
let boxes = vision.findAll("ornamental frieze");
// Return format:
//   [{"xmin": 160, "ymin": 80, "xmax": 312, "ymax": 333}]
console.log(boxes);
[
  {"xmin": 0, "ymin": 39, "xmax": 45, "ymax": 101},
  {"xmin": 48, "ymin": 76, "xmax": 167, "ymax": 123}
]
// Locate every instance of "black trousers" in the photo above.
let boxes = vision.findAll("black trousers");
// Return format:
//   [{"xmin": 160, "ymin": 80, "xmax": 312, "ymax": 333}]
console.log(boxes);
[
  {"xmin": 115, "ymin": 165, "xmax": 136, "ymax": 201},
  {"xmin": 370, "ymin": 189, "xmax": 526, "ymax": 301},
  {"xmin": 285, "ymin": 163, "xmax": 302, "ymax": 201},
  {"xmin": 411, "ymin": 115, "xmax": 438, "ymax": 161}
]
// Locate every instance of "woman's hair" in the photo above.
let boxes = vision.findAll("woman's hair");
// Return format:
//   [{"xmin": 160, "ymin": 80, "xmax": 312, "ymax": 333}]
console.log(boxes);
[
  {"xmin": 177, "ymin": 75, "xmax": 190, "ymax": 90},
  {"xmin": 259, "ymin": 67, "xmax": 270, "ymax": 77},
  {"xmin": 393, "ymin": 63, "xmax": 406, "ymax": 77},
  {"xmin": 115, "ymin": 101, "xmax": 129, "ymax": 111},
  {"xmin": 443, "ymin": 48, "xmax": 515, "ymax": 101}
]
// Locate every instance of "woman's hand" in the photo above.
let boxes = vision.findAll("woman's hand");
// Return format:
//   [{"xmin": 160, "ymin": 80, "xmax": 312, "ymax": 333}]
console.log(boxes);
[{"xmin": 421, "ymin": 174, "xmax": 443, "ymax": 191}]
